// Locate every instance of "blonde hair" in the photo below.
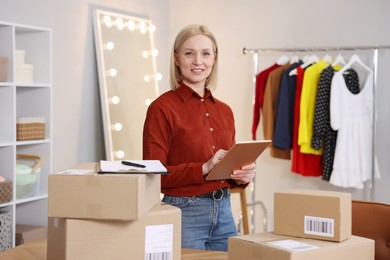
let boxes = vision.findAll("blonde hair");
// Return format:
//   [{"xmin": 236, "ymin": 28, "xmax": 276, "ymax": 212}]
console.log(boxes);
[{"xmin": 169, "ymin": 24, "xmax": 218, "ymax": 90}]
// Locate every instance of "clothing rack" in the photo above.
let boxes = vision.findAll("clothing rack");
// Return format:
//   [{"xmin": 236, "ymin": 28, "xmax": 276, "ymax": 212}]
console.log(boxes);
[
  {"xmin": 243, "ymin": 45, "xmax": 390, "ymax": 54},
  {"xmin": 243, "ymin": 45, "xmax": 390, "ymax": 233}
]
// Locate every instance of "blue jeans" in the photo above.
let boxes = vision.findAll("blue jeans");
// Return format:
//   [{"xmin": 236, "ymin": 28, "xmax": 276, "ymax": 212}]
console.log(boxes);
[{"xmin": 162, "ymin": 190, "xmax": 237, "ymax": 252}]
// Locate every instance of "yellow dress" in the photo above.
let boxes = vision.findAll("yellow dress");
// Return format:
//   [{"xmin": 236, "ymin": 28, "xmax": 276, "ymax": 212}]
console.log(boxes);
[{"xmin": 298, "ymin": 59, "xmax": 330, "ymax": 155}]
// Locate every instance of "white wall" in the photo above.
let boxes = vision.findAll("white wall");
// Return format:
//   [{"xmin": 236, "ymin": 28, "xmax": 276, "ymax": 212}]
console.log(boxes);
[{"xmin": 1, "ymin": 0, "xmax": 389, "ymax": 232}]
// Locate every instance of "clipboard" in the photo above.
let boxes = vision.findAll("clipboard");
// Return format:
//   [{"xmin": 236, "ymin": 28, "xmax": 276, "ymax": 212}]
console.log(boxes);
[
  {"xmin": 205, "ymin": 140, "xmax": 271, "ymax": 181},
  {"xmin": 97, "ymin": 160, "xmax": 169, "ymax": 175}
]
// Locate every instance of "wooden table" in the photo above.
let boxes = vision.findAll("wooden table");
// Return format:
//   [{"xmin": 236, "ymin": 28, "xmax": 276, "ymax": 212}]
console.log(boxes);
[{"xmin": 0, "ymin": 238, "xmax": 228, "ymax": 260}]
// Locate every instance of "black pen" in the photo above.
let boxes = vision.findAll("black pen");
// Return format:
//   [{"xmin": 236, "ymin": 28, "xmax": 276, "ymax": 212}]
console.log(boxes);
[{"xmin": 121, "ymin": 161, "xmax": 146, "ymax": 168}]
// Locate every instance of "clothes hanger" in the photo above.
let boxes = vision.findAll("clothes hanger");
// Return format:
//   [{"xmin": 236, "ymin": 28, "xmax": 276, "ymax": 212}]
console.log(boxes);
[
  {"xmin": 322, "ymin": 54, "xmax": 333, "ymax": 64},
  {"xmin": 276, "ymin": 54, "xmax": 289, "ymax": 65},
  {"xmin": 289, "ymin": 54, "xmax": 319, "ymax": 76},
  {"xmin": 332, "ymin": 53, "xmax": 346, "ymax": 66},
  {"xmin": 345, "ymin": 54, "xmax": 371, "ymax": 72},
  {"xmin": 289, "ymin": 55, "xmax": 300, "ymax": 64},
  {"xmin": 302, "ymin": 55, "xmax": 310, "ymax": 63},
  {"xmin": 302, "ymin": 54, "xmax": 319, "ymax": 68}
]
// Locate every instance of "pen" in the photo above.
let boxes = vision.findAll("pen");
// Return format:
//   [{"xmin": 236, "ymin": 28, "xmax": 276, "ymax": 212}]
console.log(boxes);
[{"xmin": 121, "ymin": 161, "xmax": 146, "ymax": 168}]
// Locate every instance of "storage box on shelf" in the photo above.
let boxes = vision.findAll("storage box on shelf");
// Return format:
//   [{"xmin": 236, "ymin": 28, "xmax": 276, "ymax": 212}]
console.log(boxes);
[
  {"xmin": 16, "ymin": 154, "xmax": 42, "ymax": 199},
  {"xmin": 0, "ymin": 180, "xmax": 12, "ymax": 204},
  {"xmin": 15, "ymin": 50, "xmax": 25, "ymax": 65},
  {"xmin": 0, "ymin": 211, "xmax": 12, "ymax": 252},
  {"xmin": 15, "ymin": 64, "xmax": 34, "ymax": 84},
  {"xmin": 15, "ymin": 49, "xmax": 34, "ymax": 84},
  {"xmin": 0, "ymin": 57, "xmax": 7, "ymax": 82},
  {"xmin": 16, "ymin": 117, "xmax": 45, "ymax": 141}
]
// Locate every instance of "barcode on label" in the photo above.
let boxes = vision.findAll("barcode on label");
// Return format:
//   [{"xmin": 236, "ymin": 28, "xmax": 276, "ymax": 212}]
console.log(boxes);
[
  {"xmin": 304, "ymin": 216, "xmax": 334, "ymax": 237},
  {"xmin": 145, "ymin": 224, "xmax": 173, "ymax": 260},
  {"xmin": 145, "ymin": 251, "xmax": 172, "ymax": 260}
]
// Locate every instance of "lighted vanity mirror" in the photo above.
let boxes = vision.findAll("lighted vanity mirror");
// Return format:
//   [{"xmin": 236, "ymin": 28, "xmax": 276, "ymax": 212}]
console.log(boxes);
[{"xmin": 93, "ymin": 9, "xmax": 160, "ymax": 160}]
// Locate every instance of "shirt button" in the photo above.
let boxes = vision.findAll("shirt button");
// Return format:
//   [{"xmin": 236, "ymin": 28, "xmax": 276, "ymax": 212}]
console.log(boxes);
[
  {"xmin": 200, "ymin": 98, "xmax": 205, "ymax": 102},
  {"xmin": 210, "ymin": 128, "xmax": 214, "ymax": 132},
  {"xmin": 221, "ymin": 180, "xmax": 224, "ymax": 183},
  {"xmin": 205, "ymin": 113, "xmax": 209, "ymax": 117},
  {"xmin": 212, "ymin": 145, "xmax": 216, "ymax": 149}
]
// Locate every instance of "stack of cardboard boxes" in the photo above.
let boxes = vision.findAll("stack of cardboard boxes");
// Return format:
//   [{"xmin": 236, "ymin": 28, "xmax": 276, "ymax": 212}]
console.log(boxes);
[
  {"xmin": 47, "ymin": 163, "xmax": 181, "ymax": 260},
  {"xmin": 228, "ymin": 189, "xmax": 375, "ymax": 260}
]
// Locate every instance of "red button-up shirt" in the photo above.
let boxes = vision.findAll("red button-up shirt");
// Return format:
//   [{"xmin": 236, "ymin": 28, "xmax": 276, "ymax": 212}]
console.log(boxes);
[{"xmin": 143, "ymin": 83, "xmax": 241, "ymax": 196}]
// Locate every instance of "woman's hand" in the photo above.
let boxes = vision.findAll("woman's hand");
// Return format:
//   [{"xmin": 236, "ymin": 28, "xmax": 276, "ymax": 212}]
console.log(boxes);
[
  {"xmin": 230, "ymin": 163, "xmax": 256, "ymax": 185},
  {"xmin": 202, "ymin": 149, "xmax": 228, "ymax": 175}
]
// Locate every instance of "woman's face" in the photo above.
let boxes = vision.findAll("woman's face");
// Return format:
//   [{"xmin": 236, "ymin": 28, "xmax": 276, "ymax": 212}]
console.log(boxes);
[{"xmin": 175, "ymin": 34, "xmax": 216, "ymax": 89}]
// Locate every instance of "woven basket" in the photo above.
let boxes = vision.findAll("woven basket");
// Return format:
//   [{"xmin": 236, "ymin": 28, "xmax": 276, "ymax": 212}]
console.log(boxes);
[
  {"xmin": 16, "ymin": 117, "xmax": 45, "ymax": 141},
  {"xmin": 0, "ymin": 180, "xmax": 12, "ymax": 204}
]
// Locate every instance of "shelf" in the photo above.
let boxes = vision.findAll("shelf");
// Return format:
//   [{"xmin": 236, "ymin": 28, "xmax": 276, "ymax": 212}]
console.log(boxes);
[{"xmin": 0, "ymin": 20, "xmax": 52, "ymax": 250}]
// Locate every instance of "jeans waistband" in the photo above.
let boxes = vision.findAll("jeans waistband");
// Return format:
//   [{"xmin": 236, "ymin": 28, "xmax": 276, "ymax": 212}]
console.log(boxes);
[{"xmin": 197, "ymin": 188, "xmax": 229, "ymax": 201}]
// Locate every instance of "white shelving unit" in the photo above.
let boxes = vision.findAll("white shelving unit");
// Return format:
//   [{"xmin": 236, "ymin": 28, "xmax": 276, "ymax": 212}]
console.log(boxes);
[{"xmin": 0, "ymin": 21, "xmax": 52, "ymax": 248}]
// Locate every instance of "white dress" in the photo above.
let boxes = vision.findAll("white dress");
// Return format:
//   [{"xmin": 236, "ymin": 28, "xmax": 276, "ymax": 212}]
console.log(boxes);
[{"xmin": 329, "ymin": 65, "xmax": 380, "ymax": 189}]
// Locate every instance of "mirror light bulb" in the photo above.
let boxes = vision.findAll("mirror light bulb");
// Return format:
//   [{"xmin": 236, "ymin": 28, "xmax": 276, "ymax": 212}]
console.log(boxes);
[
  {"xmin": 116, "ymin": 18, "xmax": 124, "ymax": 30},
  {"xmin": 128, "ymin": 20, "xmax": 135, "ymax": 31},
  {"xmin": 108, "ymin": 68, "xmax": 118, "ymax": 77},
  {"xmin": 144, "ymin": 75, "xmax": 151, "ymax": 82},
  {"xmin": 152, "ymin": 49, "xmax": 159, "ymax": 56},
  {"xmin": 103, "ymin": 15, "xmax": 112, "ymax": 28},
  {"xmin": 139, "ymin": 21, "xmax": 147, "ymax": 34},
  {"xmin": 142, "ymin": 51, "xmax": 148, "ymax": 58},
  {"xmin": 113, "ymin": 123, "xmax": 122, "ymax": 131},
  {"xmin": 116, "ymin": 150, "xmax": 125, "ymax": 159},
  {"xmin": 156, "ymin": 73, "xmax": 163, "ymax": 81},
  {"xmin": 105, "ymin": 41, "xmax": 115, "ymax": 50},
  {"xmin": 111, "ymin": 96, "xmax": 120, "ymax": 104}
]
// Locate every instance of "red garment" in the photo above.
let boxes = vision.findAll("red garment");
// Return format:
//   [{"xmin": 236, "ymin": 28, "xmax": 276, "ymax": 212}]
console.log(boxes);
[
  {"xmin": 291, "ymin": 67, "xmax": 323, "ymax": 176},
  {"xmin": 252, "ymin": 63, "xmax": 280, "ymax": 140},
  {"xmin": 143, "ymin": 83, "xmax": 241, "ymax": 196}
]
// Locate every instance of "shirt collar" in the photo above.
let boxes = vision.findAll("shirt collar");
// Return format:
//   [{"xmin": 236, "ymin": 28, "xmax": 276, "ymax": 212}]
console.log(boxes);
[{"xmin": 174, "ymin": 82, "xmax": 215, "ymax": 103}]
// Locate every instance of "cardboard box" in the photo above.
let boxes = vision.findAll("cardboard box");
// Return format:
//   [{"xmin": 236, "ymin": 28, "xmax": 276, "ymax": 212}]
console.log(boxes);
[
  {"xmin": 274, "ymin": 189, "xmax": 351, "ymax": 242},
  {"xmin": 48, "ymin": 163, "xmax": 161, "ymax": 220},
  {"xmin": 15, "ymin": 224, "xmax": 47, "ymax": 246},
  {"xmin": 47, "ymin": 203, "xmax": 181, "ymax": 260},
  {"xmin": 228, "ymin": 232, "xmax": 374, "ymax": 260}
]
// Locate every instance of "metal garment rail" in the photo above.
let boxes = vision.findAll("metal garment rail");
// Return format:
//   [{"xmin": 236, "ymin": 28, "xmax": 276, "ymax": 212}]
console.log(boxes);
[
  {"xmin": 243, "ymin": 45, "xmax": 390, "ymax": 233},
  {"xmin": 243, "ymin": 45, "xmax": 390, "ymax": 54}
]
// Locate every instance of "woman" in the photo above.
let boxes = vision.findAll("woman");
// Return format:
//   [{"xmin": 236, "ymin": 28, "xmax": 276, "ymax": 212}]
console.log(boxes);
[{"xmin": 143, "ymin": 24, "xmax": 256, "ymax": 252}]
